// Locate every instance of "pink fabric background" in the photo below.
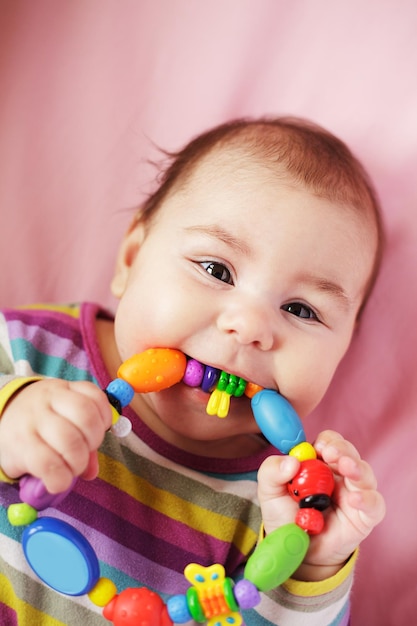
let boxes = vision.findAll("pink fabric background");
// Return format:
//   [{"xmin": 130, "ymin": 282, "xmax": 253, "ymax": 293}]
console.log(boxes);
[{"xmin": 0, "ymin": 2, "xmax": 416, "ymax": 624}]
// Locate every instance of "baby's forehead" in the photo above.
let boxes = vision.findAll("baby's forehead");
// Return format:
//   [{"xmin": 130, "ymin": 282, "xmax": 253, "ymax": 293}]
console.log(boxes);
[
  {"xmin": 188, "ymin": 144, "xmax": 377, "ymax": 222},
  {"xmin": 178, "ymin": 148, "xmax": 378, "ymax": 248}
]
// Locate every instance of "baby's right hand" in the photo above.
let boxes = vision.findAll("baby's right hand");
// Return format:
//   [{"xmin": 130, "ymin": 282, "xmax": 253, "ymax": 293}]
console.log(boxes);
[{"xmin": 0, "ymin": 379, "xmax": 112, "ymax": 494}]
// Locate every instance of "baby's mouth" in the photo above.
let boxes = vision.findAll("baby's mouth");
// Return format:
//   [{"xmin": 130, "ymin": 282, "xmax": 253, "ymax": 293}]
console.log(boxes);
[
  {"xmin": 117, "ymin": 349, "xmax": 263, "ymax": 419},
  {"xmin": 115, "ymin": 349, "xmax": 305, "ymax": 453}
]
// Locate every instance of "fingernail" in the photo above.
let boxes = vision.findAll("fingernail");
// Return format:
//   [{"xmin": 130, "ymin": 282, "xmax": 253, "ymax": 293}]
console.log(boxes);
[
  {"xmin": 325, "ymin": 445, "xmax": 339, "ymax": 461},
  {"xmin": 281, "ymin": 457, "xmax": 298, "ymax": 474}
]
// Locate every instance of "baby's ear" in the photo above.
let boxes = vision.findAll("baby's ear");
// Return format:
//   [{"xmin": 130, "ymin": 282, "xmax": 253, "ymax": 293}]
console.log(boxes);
[{"xmin": 111, "ymin": 222, "xmax": 146, "ymax": 298}]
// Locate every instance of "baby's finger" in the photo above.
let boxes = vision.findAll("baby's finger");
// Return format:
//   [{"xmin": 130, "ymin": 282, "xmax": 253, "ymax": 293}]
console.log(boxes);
[
  {"xmin": 347, "ymin": 487, "xmax": 386, "ymax": 532},
  {"xmin": 80, "ymin": 451, "xmax": 100, "ymax": 481},
  {"xmin": 36, "ymin": 410, "xmax": 91, "ymax": 479},
  {"xmin": 338, "ymin": 456, "xmax": 378, "ymax": 491},
  {"xmin": 48, "ymin": 385, "xmax": 110, "ymax": 451},
  {"xmin": 68, "ymin": 381, "xmax": 113, "ymax": 430},
  {"xmin": 24, "ymin": 433, "xmax": 76, "ymax": 494},
  {"xmin": 315, "ymin": 430, "xmax": 361, "ymax": 467}
]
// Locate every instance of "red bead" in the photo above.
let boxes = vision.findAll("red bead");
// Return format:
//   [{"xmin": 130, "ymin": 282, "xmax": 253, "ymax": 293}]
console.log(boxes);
[
  {"xmin": 295, "ymin": 508, "xmax": 324, "ymax": 535},
  {"xmin": 103, "ymin": 587, "xmax": 173, "ymax": 626},
  {"xmin": 287, "ymin": 459, "xmax": 335, "ymax": 504}
]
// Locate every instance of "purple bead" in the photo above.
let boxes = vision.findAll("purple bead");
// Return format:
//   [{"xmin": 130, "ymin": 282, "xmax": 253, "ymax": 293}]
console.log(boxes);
[
  {"xmin": 234, "ymin": 579, "xmax": 261, "ymax": 609},
  {"xmin": 183, "ymin": 359, "xmax": 205, "ymax": 387},
  {"xmin": 201, "ymin": 365, "xmax": 220, "ymax": 393},
  {"xmin": 19, "ymin": 475, "xmax": 77, "ymax": 511}
]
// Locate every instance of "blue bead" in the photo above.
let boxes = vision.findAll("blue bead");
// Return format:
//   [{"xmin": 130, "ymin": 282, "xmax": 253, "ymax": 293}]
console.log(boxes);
[
  {"xmin": 251, "ymin": 389, "xmax": 306, "ymax": 453},
  {"xmin": 167, "ymin": 594, "xmax": 192, "ymax": 623},
  {"xmin": 201, "ymin": 365, "xmax": 220, "ymax": 393},
  {"xmin": 106, "ymin": 378, "xmax": 135, "ymax": 408}
]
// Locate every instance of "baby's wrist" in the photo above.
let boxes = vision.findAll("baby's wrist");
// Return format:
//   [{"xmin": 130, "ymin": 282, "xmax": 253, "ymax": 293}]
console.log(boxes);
[
  {"xmin": 0, "ymin": 377, "xmax": 42, "ymax": 481},
  {"xmin": 293, "ymin": 557, "xmax": 350, "ymax": 582},
  {"xmin": 0, "ymin": 376, "xmax": 42, "ymax": 416}
]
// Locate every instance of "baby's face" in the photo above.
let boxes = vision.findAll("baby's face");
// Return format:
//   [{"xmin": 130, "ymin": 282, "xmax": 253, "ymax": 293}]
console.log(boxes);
[{"xmin": 111, "ymin": 152, "xmax": 376, "ymax": 452}]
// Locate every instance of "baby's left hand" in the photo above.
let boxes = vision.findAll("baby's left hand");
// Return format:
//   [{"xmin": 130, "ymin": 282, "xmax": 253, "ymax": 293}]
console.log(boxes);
[{"xmin": 257, "ymin": 429, "xmax": 386, "ymax": 582}]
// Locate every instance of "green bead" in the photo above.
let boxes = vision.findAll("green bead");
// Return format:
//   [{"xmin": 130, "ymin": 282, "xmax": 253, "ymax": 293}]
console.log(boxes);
[
  {"xmin": 225, "ymin": 375, "xmax": 238, "ymax": 395},
  {"xmin": 7, "ymin": 503, "xmax": 38, "ymax": 526},
  {"xmin": 233, "ymin": 377, "xmax": 247, "ymax": 397},
  {"xmin": 186, "ymin": 587, "xmax": 205, "ymax": 623},
  {"xmin": 217, "ymin": 371, "xmax": 229, "ymax": 392},
  {"xmin": 244, "ymin": 523, "xmax": 309, "ymax": 591},
  {"xmin": 223, "ymin": 577, "xmax": 239, "ymax": 611}
]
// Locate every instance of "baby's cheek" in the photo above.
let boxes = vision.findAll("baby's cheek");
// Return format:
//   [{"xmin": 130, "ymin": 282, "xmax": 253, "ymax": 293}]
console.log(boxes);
[{"xmin": 286, "ymin": 381, "xmax": 328, "ymax": 420}]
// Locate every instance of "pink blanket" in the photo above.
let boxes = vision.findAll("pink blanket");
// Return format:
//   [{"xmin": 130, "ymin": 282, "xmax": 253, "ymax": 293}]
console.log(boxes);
[{"xmin": 1, "ymin": 2, "xmax": 416, "ymax": 624}]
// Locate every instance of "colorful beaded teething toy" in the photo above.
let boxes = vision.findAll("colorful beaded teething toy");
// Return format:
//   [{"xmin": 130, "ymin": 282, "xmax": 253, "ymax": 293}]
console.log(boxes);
[{"xmin": 5, "ymin": 348, "xmax": 335, "ymax": 626}]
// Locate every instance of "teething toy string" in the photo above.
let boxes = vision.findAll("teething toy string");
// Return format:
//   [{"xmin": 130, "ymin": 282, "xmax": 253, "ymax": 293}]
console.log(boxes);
[{"xmin": 4, "ymin": 347, "xmax": 335, "ymax": 626}]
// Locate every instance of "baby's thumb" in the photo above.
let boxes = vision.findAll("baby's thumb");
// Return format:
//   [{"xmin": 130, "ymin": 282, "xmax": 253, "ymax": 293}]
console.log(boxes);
[{"xmin": 257, "ymin": 455, "xmax": 300, "ymax": 503}]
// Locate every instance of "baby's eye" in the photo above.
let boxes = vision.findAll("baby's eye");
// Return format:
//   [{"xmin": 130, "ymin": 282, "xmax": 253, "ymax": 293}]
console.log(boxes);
[
  {"xmin": 201, "ymin": 261, "xmax": 233, "ymax": 284},
  {"xmin": 282, "ymin": 302, "xmax": 318, "ymax": 320}
]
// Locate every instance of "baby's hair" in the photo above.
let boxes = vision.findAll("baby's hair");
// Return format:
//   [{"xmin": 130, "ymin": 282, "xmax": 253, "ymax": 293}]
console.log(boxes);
[{"xmin": 135, "ymin": 117, "xmax": 384, "ymax": 316}]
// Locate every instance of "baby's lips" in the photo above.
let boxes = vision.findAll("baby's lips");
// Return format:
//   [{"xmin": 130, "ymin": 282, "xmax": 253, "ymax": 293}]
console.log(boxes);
[{"xmin": 117, "ymin": 348, "xmax": 187, "ymax": 393}]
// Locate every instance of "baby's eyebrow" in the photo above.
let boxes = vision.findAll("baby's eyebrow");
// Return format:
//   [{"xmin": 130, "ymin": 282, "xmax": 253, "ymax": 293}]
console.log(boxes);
[
  {"xmin": 300, "ymin": 274, "xmax": 352, "ymax": 309},
  {"xmin": 184, "ymin": 224, "xmax": 251, "ymax": 256}
]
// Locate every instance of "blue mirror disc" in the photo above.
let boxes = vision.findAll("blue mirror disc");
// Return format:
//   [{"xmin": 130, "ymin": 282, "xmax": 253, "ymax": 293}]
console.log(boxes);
[{"xmin": 22, "ymin": 517, "xmax": 99, "ymax": 595}]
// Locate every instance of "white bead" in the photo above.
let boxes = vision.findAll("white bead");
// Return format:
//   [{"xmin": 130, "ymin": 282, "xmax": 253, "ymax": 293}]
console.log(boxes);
[{"xmin": 111, "ymin": 416, "xmax": 132, "ymax": 438}]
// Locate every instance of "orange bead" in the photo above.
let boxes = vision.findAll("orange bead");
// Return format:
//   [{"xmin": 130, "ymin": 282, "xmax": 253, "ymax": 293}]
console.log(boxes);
[
  {"xmin": 117, "ymin": 349, "xmax": 187, "ymax": 393},
  {"xmin": 244, "ymin": 382, "xmax": 264, "ymax": 398}
]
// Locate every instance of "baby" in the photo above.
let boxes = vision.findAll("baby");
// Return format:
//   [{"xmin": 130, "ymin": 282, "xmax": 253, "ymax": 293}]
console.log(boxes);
[{"xmin": 0, "ymin": 117, "xmax": 385, "ymax": 625}]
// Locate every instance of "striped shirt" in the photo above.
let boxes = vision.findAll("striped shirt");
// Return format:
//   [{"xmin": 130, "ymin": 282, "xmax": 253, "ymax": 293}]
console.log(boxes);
[{"xmin": 0, "ymin": 303, "xmax": 353, "ymax": 625}]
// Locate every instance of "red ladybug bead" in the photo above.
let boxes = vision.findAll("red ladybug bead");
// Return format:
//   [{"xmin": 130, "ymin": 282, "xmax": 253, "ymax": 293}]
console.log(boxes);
[{"xmin": 287, "ymin": 459, "xmax": 334, "ymax": 506}]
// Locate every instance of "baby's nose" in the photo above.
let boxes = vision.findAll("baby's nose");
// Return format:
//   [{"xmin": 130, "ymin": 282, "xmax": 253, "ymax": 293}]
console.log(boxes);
[{"xmin": 216, "ymin": 296, "xmax": 275, "ymax": 351}]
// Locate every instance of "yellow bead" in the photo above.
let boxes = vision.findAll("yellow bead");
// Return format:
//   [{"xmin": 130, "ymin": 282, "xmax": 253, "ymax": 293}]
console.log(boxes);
[
  {"xmin": 110, "ymin": 405, "xmax": 120, "ymax": 425},
  {"xmin": 88, "ymin": 577, "xmax": 117, "ymax": 607},
  {"xmin": 0, "ymin": 467, "xmax": 16, "ymax": 483},
  {"xmin": 206, "ymin": 389, "xmax": 231, "ymax": 418},
  {"xmin": 289, "ymin": 442, "xmax": 317, "ymax": 461}
]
